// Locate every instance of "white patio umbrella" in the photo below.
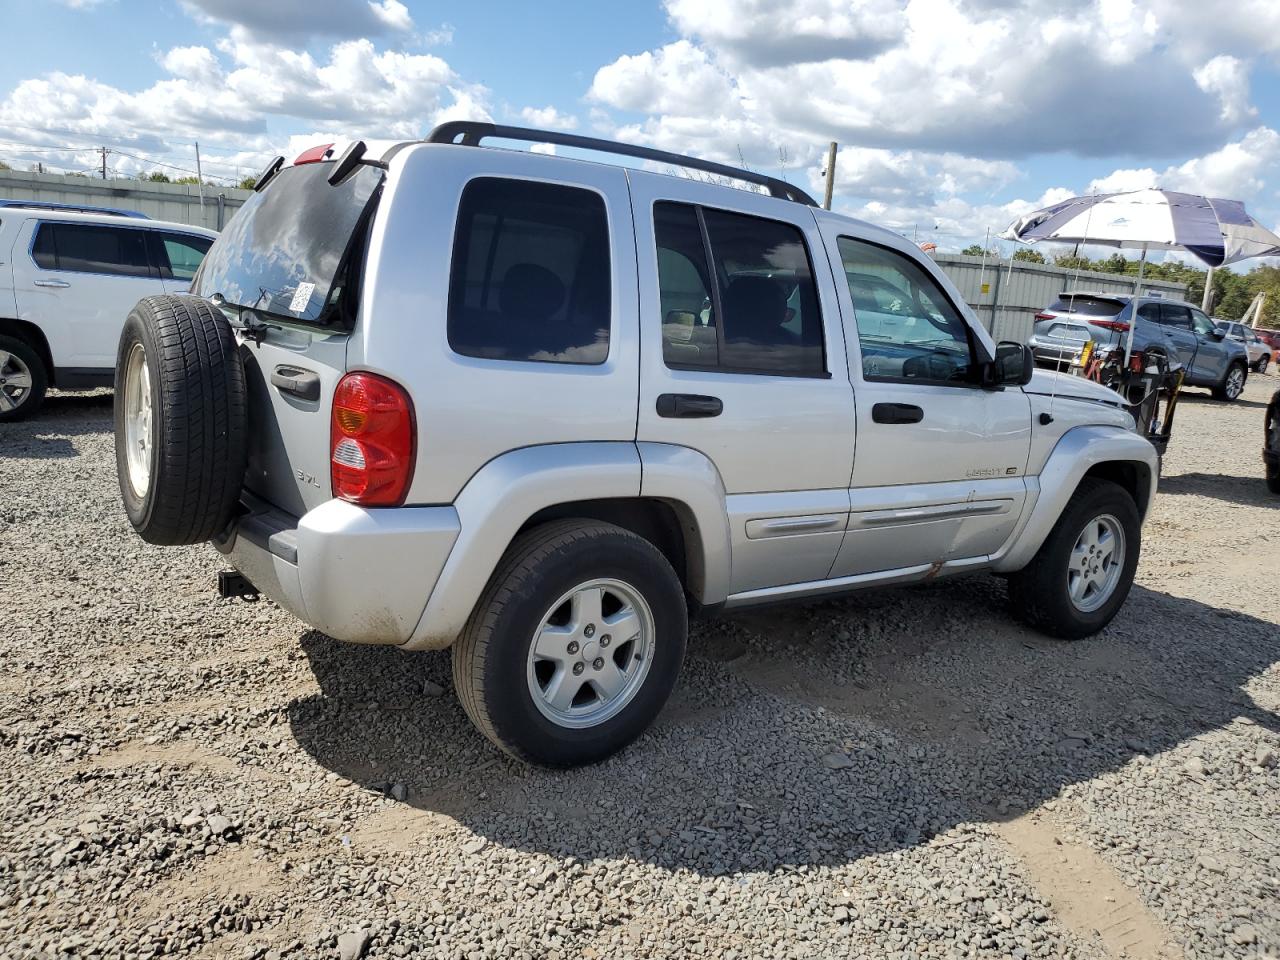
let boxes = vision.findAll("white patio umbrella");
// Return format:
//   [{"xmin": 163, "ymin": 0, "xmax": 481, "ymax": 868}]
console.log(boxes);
[{"xmin": 1001, "ymin": 189, "xmax": 1280, "ymax": 359}]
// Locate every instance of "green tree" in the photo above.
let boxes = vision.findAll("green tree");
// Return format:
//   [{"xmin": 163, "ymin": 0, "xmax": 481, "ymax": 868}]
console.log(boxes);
[
  {"xmin": 144, "ymin": 171, "xmax": 172, "ymax": 183},
  {"xmin": 237, "ymin": 175, "xmax": 257, "ymax": 190},
  {"xmin": 0, "ymin": 159, "xmax": 11, "ymax": 171},
  {"xmin": 960, "ymin": 243, "xmax": 992, "ymax": 256},
  {"xmin": 1012, "ymin": 248, "xmax": 1046, "ymax": 263}
]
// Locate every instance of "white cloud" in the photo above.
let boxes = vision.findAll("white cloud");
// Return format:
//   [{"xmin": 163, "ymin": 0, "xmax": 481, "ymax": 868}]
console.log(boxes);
[
  {"xmin": 590, "ymin": 41, "xmax": 737, "ymax": 119},
  {"xmin": 519, "ymin": 106, "xmax": 578, "ymax": 130},
  {"xmin": 1193, "ymin": 55, "xmax": 1257, "ymax": 125},
  {"xmin": 180, "ymin": 0, "xmax": 415, "ymax": 42},
  {"xmin": 0, "ymin": 28, "xmax": 491, "ymax": 182}
]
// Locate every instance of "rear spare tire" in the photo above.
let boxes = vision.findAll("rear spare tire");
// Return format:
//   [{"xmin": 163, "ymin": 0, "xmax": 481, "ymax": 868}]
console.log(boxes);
[{"xmin": 114, "ymin": 295, "xmax": 247, "ymax": 545}]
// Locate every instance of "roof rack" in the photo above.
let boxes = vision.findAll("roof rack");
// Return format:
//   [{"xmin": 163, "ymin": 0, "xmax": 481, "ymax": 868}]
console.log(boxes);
[
  {"xmin": 426, "ymin": 122, "xmax": 818, "ymax": 207},
  {"xmin": 0, "ymin": 200, "xmax": 149, "ymax": 219}
]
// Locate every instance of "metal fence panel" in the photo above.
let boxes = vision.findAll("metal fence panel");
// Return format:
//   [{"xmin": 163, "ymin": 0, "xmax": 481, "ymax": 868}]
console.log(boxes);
[
  {"xmin": 934, "ymin": 253, "xmax": 1187, "ymax": 344},
  {"xmin": 0, "ymin": 169, "xmax": 252, "ymax": 230}
]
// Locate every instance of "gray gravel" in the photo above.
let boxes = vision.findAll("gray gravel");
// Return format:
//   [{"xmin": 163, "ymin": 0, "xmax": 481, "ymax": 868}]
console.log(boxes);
[{"xmin": 1, "ymin": 375, "xmax": 1277, "ymax": 959}]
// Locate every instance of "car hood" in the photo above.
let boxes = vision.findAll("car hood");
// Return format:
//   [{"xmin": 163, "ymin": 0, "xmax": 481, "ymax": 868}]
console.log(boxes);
[{"xmin": 1023, "ymin": 369, "xmax": 1127, "ymax": 408}]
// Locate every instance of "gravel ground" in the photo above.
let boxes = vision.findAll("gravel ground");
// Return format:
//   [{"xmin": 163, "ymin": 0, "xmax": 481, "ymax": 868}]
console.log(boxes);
[{"xmin": 1, "ymin": 375, "xmax": 1277, "ymax": 960}]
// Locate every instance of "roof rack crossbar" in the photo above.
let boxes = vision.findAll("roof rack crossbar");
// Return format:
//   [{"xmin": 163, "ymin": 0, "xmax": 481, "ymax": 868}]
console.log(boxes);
[{"xmin": 426, "ymin": 122, "xmax": 818, "ymax": 206}]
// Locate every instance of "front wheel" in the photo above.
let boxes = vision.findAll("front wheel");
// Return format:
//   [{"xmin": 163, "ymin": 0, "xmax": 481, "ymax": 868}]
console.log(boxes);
[
  {"xmin": 0, "ymin": 335, "xmax": 48, "ymax": 422},
  {"xmin": 1213, "ymin": 362, "xmax": 1246, "ymax": 401},
  {"xmin": 452, "ymin": 520, "xmax": 687, "ymax": 766},
  {"xmin": 1007, "ymin": 478, "xmax": 1141, "ymax": 640}
]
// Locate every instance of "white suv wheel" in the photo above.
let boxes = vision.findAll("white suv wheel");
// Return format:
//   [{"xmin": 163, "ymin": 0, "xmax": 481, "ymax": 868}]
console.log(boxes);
[{"xmin": 122, "ymin": 343, "xmax": 154, "ymax": 498}]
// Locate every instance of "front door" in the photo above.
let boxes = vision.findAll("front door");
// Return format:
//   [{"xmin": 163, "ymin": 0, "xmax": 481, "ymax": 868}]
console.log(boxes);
[
  {"xmin": 1188, "ymin": 306, "xmax": 1230, "ymax": 382},
  {"xmin": 822, "ymin": 230, "xmax": 1031, "ymax": 577},
  {"xmin": 630, "ymin": 172, "xmax": 856, "ymax": 594}
]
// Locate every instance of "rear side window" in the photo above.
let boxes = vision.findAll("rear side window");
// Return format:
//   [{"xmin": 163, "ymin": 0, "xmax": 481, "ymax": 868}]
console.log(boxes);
[
  {"xmin": 447, "ymin": 178, "xmax": 610, "ymax": 365},
  {"xmin": 653, "ymin": 201, "xmax": 825, "ymax": 376},
  {"xmin": 32, "ymin": 223, "xmax": 152, "ymax": 277},
  {"xmin": 156, "ymin": 233, "xmax": 212, "ymax": 282},
  {"xmin": 1048, "ymin": 295, "xmax": 1123, "ymax": 317},
  {"xmin": 1137, "ymin": 303, "xmax": 1161, "ymax": 323}
]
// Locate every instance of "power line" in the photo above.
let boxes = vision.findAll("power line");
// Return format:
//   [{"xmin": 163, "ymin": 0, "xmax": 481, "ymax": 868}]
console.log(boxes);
[{"xmin": 0, "ymin": 134, "xmax": 242, "ymax": 184}]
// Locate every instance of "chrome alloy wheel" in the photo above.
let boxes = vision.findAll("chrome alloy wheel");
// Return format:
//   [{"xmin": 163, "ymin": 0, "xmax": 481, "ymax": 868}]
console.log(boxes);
[
  {"xmin": 1225, "ymin": 365, "xmax": 1246, "ymax": 399},
  {"xmin": 1068, "ymin": 513, "xmax": 1126, "ymax": 613},
  {"xmin": 123, "ymin": 343, "xmax": 154, "ymax": 498},
  {"xmin": 0, "ymin": 348, "xmax": 33, "ymax": 414},
  {"xmin": 525, "ymin": 578, "xmax": 655, "ymax": 729}
]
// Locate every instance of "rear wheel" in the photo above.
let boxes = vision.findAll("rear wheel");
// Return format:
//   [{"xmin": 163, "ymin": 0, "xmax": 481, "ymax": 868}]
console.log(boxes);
[
  {"xmin": 0, "ymin": 335, "xmax": 48, "ymax": 422},
  {"xmin": 1008, "ymin": 478, "xmax": 1141, "ymax": 640},
  {"xmin": 1258, "ymin": 355, "xmax": 1270, "ymax": 375},
  {"xmin": 1213, "ymin": 361, "xmax": 1246, "ymax": 401},
  {"xmin": 452, "ymin": 520, "xmax": 687, "ymax": 766}
]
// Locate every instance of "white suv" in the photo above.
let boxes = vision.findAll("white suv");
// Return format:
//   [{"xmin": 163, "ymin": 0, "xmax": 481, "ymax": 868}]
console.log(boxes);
[
  {"xmin": 113, "ymin": 125, "xmax": 1158, "ymax": 766},
  {"xmin": 0, "ymin": 202, "xmax": 216, "ymax": 419}
]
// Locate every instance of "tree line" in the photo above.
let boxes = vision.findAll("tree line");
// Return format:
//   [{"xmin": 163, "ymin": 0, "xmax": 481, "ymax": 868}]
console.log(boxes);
[{"xmin": 960, "ymin": 245, "xmax": 1279, "ymax": 328}]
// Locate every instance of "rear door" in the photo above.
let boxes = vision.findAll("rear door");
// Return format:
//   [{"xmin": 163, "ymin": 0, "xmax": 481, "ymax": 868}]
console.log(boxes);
[
  {"xmin": 191, "ymin": 160, "xmax": 384, "ymax": 517},
  {"xmin": 13, "ymin": 220, "xmax": 166, "ymax": 369},
  {"xmin": 630, "ymin": 172, "xmax": 855, "ymax": 594}
]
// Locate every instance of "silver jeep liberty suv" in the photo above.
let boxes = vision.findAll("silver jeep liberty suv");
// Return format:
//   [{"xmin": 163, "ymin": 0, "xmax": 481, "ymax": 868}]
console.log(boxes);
[{"xmin": 113, "ymin": 123, "xmax": 1157, "ymax": 766}]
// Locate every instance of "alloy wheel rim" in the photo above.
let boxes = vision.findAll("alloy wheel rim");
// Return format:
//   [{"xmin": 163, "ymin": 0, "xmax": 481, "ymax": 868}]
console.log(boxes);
[
  {"xmin": 0, "ymin": 349, "xmax": 34, "ymax": 414},
  {"xmin": 1227, "ymin": 367, "xmax": 1245, "ymax": 398},
  {"xmin": 525, "ymin": 577, "xmax": 655, "ymax": 729},
  {"xmin": 1067, "ymin": 513, "xmax": 1126, "ymax": 613},
  {"xmin": 123, "ymin": 343, "xmax": 154, "ymax": 498}
]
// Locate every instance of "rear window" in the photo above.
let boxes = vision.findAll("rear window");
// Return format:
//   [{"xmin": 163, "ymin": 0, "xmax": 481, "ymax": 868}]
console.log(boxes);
[
  {"xmin": 32, "ymin": 222, "xmax": 152, "ymax": 277},
  {"xmin": 192, "ymin": 162, "xmax": 382, "ymax": 324},
  {"xmin": 1048, "ymin": 295, "xmax": 1124, "ymax": 318},
  {"xmin": 447, "ymin": 177, "xmax": 611, "ymax": 365}
]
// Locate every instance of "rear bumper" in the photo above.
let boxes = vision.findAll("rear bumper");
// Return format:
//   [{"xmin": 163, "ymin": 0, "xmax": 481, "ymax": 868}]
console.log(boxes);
[
  {"xmin": 213, "ymin": 495, "xmax": 460, "ymax": 645},
  {"xmin": 1028, "ymin": 337, "xmax": 1085, "ymax": 364}
]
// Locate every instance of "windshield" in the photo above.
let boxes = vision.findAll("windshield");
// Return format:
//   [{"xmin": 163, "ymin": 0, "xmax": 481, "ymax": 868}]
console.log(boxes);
[{"xmin": 193, "ymin": 162, "xmax": 382, "ymax": 325}]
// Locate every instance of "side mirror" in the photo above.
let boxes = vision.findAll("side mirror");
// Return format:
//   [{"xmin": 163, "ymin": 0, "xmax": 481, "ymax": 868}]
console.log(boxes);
[
  {"xmin": 1209, "ymin": 328, "xmax": 1226, "ymax": 341},
  {"xmin": 992, "ymin": 341, "xmax": 1035, "ymax": 387}
]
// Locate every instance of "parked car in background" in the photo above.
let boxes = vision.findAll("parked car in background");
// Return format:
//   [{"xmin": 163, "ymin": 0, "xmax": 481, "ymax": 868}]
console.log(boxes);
[
  {"xmin": 1249, "ymin": 326, "xmax": 1279, "ymax": 368},
  {"xmin": 1028, "ymin": 293, "xmax": 1250, "ymax": 400},
  {"xmin": 1215, "ymin": 319, "xmax": 1272, "ymax": 374},
  {"xmin": 0, "ymin": 204, "xmax": 217, "ymax": 420},
  {"xmin": 112, "ymin": 125, "xmax": 1158, "ymax": 767}
]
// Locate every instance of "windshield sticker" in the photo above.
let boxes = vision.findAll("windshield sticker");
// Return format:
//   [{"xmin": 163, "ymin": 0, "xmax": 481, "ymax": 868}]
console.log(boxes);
[{"xmin": 289, "ymin": 282, "xmax": 315, "ymax": 313}]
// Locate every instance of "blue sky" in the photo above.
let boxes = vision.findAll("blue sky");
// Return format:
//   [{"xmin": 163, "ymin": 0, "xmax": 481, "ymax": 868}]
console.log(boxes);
[{"xmin": 1, "ymin": 0, "xmax": 1278, "ymax": 255}]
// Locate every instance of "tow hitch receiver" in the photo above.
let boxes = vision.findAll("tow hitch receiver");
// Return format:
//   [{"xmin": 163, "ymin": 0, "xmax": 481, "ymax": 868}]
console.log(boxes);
[{"xmin": 218, "ymin": 570, "xmax": 260, "ymax": 602}]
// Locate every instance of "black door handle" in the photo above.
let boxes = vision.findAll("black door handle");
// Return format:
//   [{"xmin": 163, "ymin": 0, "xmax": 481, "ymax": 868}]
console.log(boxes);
[
  {"xmin": 656, "ymin": 393, "xmax": 723, "ymax": 418},
  {"xmin": 872, "ymin": 402, "xmax": 924, "ymax": 424},
  {"xmin": 271, "ymin": 365, "xmax": 321, "ymax": 401}
]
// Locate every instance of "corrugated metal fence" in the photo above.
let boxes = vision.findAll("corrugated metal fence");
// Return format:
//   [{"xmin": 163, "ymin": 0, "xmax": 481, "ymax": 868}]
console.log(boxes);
[
  {"xmin": 935, "ymin": 253, "xmax": 1187, "ymax": 343},
  {"xmin": 0, "ymin": 169, "xmax": 251, "ymax": 230}
]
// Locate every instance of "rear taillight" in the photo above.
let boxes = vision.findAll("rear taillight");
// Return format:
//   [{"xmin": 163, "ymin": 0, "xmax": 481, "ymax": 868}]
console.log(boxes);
[
  {"xmin": 1089, "ymin": 319, "xmax": 1130, "ymax": 332},
  {"xmin": 1034, "ymin": 312, "xmax": 1055, "ymax": 321},
  {"xmin": 330, "ymin": 372, "xmax": 415, "ymax": 506}
]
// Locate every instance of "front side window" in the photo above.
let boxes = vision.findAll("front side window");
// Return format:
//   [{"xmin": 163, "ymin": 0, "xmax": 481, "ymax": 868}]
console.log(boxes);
[
  {"xmin": 157, "ymin": 233, "xmax": 213, "ymax": 282},
  {"xmin": 838, "ymin": 236, "xmax": 975, "ymax": 384},
  {"xmin": 31, "ymin": 223, "xmax": 152, "ymax": 277},
  {"xmin": 654, "ymin": 201, "xmax": 825, "ymax": 376},
  {"xmin": 448, "ymin": 177, "xmax": 610, "ymax": 365},
  {"xmin": 1188, "ymin": 307, "xmax": 1216, "ymax": 335},
  {"xmin": 1161, "ymin": 304, "xmax": 1193, "ymax": 330}
]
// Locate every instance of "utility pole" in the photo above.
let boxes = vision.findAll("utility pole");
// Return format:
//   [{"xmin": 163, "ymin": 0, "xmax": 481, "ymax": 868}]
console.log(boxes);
[
  {"xmin": 99, "ymin": 146, "xmax": 109, "ymax": 180},
  {"xmin": 822, "ymin": 141, "xmax": 837, "ymax": 210},
  {"xmin": 1201, "ymin": 265, "xmax": 1215, "ymax": 313},
  {"xmin": 194, "ymin": 142, "xmax": 207, "ymax": 225}
]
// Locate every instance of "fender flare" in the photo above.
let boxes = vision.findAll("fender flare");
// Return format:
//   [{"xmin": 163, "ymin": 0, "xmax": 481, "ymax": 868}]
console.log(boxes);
[
  {"xmin": 403, "ymin": 442, "xmax": 642, "ymax": 650},
  {"xmin": 993, "ymin": 425, "xmax": 1158, "ymax": 573}
]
